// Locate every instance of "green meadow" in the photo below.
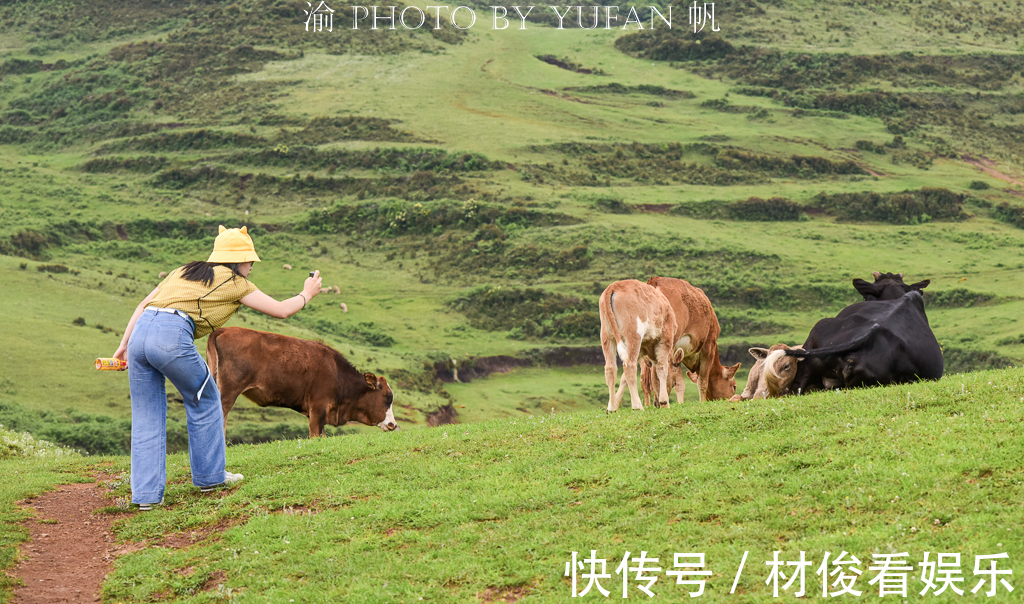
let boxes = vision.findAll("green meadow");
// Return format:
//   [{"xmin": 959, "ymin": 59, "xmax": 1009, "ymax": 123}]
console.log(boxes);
[
  {"xmin": 1, "ymin": 0, "xmax": 1024, "ymax": 599},
  {"xmin": 4, "ymin": 368, "xmax": 1024, "ymax": 602}
]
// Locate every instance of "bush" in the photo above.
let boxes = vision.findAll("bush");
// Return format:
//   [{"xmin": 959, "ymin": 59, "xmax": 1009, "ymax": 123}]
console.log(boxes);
[
  {"xmin": 447, "ymin": 286, "xmax": 598, "ymax": 340},
  {"xmin": 992, "ymin": 202, "xmax": 1024, "ymax": 229},
  {"xmin": 671, "ymin": 197, "xmax": 802, "ymax": 221},
  {"xmin": 717, "ymin": 311, "xmax": 790, "ymax": 336},
  {"xmin": 299, "ymin": 317, "xmax": 396, "ymax": 348},
  {"xmin": 855, "ymin": 140, "xmax": 887, "ymax": 154},
  {"xmin": 968, "ymin": 180, "xmax": 990, "ymax": 190},
  {"xmin": 814, "ymin": 187, "xmax": 966, "ymax": 224},
  {"xmin": 0, "ymin": 402, "xmax": 132, "ymax": 455},
  {"xmin": 923, "ymin": 289, "xmax": 993, "ymax": 308},
  {"xmin": 302, "ymin": 199, "xmax": 578, "ymax": 236},
  {"xmin": 591, "ymin": 197, "xmax": 632, "ymax": 214},
  {"xmin": 942, "ymin": 347, "xmax": 1018, "ymax": 373},
  {"xmin": 0, "ymin": 424, "xmax": 75, "ymax": 459}
]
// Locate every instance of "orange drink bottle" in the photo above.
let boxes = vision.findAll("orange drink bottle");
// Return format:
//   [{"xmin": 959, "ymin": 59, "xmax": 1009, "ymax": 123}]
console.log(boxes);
[{"xmin": 95, "ymin": 358, "xmax": 127, "ymax": 371}]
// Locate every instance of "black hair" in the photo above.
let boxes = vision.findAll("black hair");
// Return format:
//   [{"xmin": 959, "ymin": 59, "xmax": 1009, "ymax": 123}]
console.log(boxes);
[{"xmin": 179, "ymin": 261, "xmax": 244, "ymax": 286}]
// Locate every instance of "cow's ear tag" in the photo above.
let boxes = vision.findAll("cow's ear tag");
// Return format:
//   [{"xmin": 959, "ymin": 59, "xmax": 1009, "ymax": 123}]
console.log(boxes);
[{"xmin": 364, "ymin": 373, "xmax": 378, "ymax": 389}]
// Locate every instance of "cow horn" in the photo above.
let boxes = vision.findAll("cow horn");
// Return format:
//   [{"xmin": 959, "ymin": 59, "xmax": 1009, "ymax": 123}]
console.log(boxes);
[
  {"xmin": 364, "ymin": 373, "xmax": 378, "ymax": 389},
  {"xmin": 897, "ymin": 272, "xmax": 903, "ymax": 278},
  {"xmin": 872, "ymin": 271, "xmax": 882, "ymax": 280}
]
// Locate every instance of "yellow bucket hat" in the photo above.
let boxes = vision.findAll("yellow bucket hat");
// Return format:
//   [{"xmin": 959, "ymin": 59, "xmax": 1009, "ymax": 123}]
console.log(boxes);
[{"xmin": 208, "ymin": 225, "xmax": 261, "ymax": 263}]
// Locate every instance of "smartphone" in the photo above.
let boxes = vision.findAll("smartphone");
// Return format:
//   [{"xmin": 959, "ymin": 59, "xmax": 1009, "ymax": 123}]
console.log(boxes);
[{"xmin": 310, "ymin": 271, "xmax": 316, "ymax": 278}]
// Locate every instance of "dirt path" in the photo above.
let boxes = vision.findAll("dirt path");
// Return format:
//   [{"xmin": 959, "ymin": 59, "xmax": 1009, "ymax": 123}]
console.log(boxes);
[
  {"xmin": 961, "ymin": 154, "xmax": 1024, "ymax": 188},
  {"xmin": 9, "ymin": 476, "xmax": 130, "ymax": 604}
]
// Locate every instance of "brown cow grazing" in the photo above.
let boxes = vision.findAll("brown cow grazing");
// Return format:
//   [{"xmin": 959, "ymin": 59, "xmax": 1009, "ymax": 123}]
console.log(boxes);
[
  {"xmin": 206, "ymin": 327, "xmax": 398, "ymax": 437},
  {"xmin": 599, "ymin": 280, "xmax": 680, "ymax": 411},
  {"xmin": 642, "ymin": 276, "xmax": 740, "ymax": 402},
  {"xmin": 728, "ymin": 344, "xmax": 803, "ymax": 401}
]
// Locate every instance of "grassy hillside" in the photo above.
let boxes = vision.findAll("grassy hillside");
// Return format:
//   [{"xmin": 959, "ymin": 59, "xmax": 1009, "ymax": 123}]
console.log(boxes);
[
  {"xmin": 3, "ymin": 368, "xmax": 1022, "ymax": 602},
  {"xmin": 2, "ymin": 0, "xmax": 1024, "ymax": 453}
]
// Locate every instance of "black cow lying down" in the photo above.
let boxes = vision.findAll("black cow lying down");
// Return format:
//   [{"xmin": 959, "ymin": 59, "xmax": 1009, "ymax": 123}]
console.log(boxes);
[{"xmin": 784, "ymin": 290, "xmax": 943, "ymax": 394}]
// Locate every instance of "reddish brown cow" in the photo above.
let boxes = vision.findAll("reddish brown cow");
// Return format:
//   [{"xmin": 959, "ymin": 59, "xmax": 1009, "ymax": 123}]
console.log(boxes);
[
  {"xmin": 207, "ymin": 327, "xmax": 398, "ymax": 437},
  {"xmin": 641, "ymin": 276, "xmax": 740, "ymax": 403}
]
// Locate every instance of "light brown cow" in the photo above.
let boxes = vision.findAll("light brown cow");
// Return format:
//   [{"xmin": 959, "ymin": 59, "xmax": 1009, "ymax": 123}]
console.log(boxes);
[
  {"xmin": 207, "ymin": 327, "xmax": 398, "ymax": 437},
  {"xmin": 599, "ymin": 280, "xmax": 680, "ymax": 411},
  {"xmin": 640, "ymin": 276, "xmax": 740, "ymax": 403},
  {"xmin": 728, "ymin": 344, "xmax": 803, "ymax": 401}
]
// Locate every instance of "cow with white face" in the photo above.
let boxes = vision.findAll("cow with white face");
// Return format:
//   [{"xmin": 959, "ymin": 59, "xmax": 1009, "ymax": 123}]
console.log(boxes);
[{"xmin": 729, "ymin": 344, "xmax": 804, "ymax": 401}]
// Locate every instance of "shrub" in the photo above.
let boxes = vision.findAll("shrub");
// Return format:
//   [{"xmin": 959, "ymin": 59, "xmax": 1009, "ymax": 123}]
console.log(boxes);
[
  {"xmin": 968, "ymin": 180, "xmax": 990, "ymax": 190},
  {"xmin": 814, "ymin": 187, "xmax": 966, "ymax": 224},
  {"xmin": 855, "ymin": 140, "xmax": 887, "ymax": 154},
  {"xmin": 0, "ymin": 425, "xmax": 75, "ymax": 459},
  {"xmin": 992, "ymin": 202, "xmax": 1024, "ymax": 229},
  {"xmin": 670, "ymin": 197, "xmax": 802, "ymax": 221},
  {"xmin": 447, "ymin": 286, "xmax": 598, "ymax": 340},
  {"xmin": 0, "ymin": 402, "xmax": 131, "ymax": 455},
  {"xmin": 302, "ymin": 199, "xmax": 578, "ymax": 236},
  {"xmin": 923, "ymin": 289, "xmax": 993, "ymax": 308},
  {"xmin": 299, "ymin": 317, "xmax": 396, "ymax": 348},
  {"xmin": 942, "ymin": 347, "xmax": 1018, "ymax": 373},
  {"xmin": 591, "ymin": 197, "xmax": 632, "ymax": 214},
  {"xmin": 717, "ymin": 311, "xmax": 790, "ymax": 336}
]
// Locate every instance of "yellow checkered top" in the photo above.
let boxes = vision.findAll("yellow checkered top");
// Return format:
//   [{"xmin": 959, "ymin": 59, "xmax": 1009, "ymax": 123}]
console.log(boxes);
[{"xmin": 149, "ymin": 265, "xmax": 258, "ymax": 339}]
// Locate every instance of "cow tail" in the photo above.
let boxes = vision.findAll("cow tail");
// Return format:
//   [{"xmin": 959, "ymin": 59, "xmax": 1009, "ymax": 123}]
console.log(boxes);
[
  {"xmin": 206, "ymin": 329, "xmax": 220, "ymax": 384},
  {"xmin": 787, "ymin": 324, "xmax": 881, "ymax": 359},
  {"xmin": 599, "ymin": 289, "xmax": 625, "ymax": 357}
]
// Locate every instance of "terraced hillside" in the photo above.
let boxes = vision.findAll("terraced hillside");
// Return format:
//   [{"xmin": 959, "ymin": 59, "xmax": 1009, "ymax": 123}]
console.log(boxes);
[{"xmin": 1, "ymin": 0, "xmax": 1023, "ymax": 452}]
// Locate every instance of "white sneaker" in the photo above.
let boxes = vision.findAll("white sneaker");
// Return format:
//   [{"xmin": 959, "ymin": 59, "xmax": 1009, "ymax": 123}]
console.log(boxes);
[
  {"xmin": 137, "ymin": 497, "xmax": 164, "ymax": 511},
  {"xmin": 200, "ymin": 471, "xmax": 244, "ymax": 493}
]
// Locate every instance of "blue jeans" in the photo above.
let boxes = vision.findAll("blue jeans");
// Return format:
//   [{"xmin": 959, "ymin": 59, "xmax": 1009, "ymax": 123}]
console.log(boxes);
[{"xmin": 127, "ymin": 309, "xmax": 227, "ymax": 504}]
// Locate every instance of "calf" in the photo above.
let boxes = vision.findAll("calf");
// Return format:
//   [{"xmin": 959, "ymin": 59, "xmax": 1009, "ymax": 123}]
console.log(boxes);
[
  {"xmin": 207, "ymin": 327, "xmax": 398, "ymax": 437},
  {"xmin": 728, "ymin": 344, "xmax": 803, "ymax": 401},
  {"xmin": 599, "ymin": 279, "xmax": 679, "ymax": 411}
]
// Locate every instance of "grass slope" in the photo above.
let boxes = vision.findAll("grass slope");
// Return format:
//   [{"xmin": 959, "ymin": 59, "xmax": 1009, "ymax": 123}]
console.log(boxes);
[
  {"xmin": 2, "ymin": 0, "xmax": 1024, "ymax": 446},
  {"xmin": 0, "ymin": 368, "xmax": 1020, "ymax": 602}
]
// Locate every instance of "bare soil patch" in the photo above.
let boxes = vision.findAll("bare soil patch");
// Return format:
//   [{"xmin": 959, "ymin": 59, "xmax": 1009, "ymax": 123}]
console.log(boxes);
[
  {"xmin": 7, "ymin": 474, "xmax": 241, "ymax": 603},
  {"xmin": 478, "ymin": 584, "xmax": 532, "ymax": 603},
  {"xmin": 962, "ymin": 154, "xmax": 1024, "ymax": 188},
  {"xmin": 9, "ymin": 475, "xmax": 128, "ymax": 604}
]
